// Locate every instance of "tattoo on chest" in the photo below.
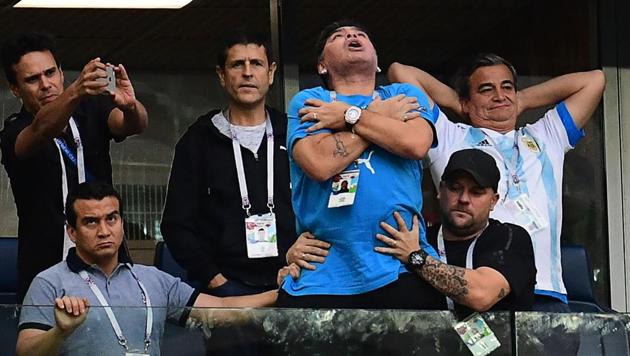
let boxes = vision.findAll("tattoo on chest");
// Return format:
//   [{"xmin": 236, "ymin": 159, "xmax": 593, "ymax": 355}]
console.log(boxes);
[
  {"xmin": 420, "ymin": 259, "xmax": 469, "ymax": 302},
  {"xmin": 333, "ymin": 133, "xmax": 349, "ymax": 157}
]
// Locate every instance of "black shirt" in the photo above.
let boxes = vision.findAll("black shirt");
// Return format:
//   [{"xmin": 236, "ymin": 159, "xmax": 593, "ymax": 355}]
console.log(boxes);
[
  {"xmin": 0, "ymin": 96, "xmax": 116, "ymax": 300},
  {"xmin": 161, "ymin": 107, "xmax": 297, "ymax": 289},
  {"xmin": 426, "ymin": 219, "xmax": 537, "ymax": 314}
]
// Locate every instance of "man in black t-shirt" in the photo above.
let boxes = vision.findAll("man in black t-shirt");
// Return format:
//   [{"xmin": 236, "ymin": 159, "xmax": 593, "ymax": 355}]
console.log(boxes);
[
  {"xmin": 375, "ymin": 149, "xmax": 536, "ymax": 313},
  {"xmin": 0, "ymin": 32, "xmax": 148, "ymax": 301}
]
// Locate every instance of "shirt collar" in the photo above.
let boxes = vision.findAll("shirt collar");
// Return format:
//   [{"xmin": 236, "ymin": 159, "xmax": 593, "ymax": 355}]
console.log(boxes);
[
  {"xmin": 212, "ymin": 109, "xmax": 270, "ymax": 138},
  {"xmin": 66, "ymin": 243, "xmax": 134, "ymax": 274}
]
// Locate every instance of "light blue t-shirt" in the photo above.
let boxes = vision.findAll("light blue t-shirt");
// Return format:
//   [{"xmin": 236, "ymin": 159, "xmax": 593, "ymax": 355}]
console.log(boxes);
[{"xmin": 284, "ymin": 83, "xmax": 439, "ymax": 296}]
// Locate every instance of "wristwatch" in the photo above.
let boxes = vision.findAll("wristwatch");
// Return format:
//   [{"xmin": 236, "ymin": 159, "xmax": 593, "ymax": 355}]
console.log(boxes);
[
  {"xmin": 344, "ymin": 106, "xmax": 362, "ymax": 125},
  {"xmin": 406, "ymin": 249, "xmax": 429, "ymax": 271}
]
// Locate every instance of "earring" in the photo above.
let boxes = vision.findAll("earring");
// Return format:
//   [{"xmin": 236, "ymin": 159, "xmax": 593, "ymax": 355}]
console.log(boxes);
[
  {"xmin": 320, "ymin": 68, "xmax": 327, "ymax": 75},
  {"xmin": 376, "ymin": 66, "xmax": 382, "ymax": 73}
]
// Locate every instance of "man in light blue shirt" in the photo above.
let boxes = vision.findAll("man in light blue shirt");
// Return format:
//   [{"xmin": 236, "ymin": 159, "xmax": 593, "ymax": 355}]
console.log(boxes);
[
  {"xmin": 278, "ymin": 20, "xmax": 444, "ymax": 309},
  {"xmin": 17, "ymin": 182, "xmax": 277, "ymax": 356}
]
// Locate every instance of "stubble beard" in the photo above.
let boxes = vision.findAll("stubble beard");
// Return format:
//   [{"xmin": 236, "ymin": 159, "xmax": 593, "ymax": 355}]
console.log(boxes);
[{"xmin": 441, "ymin": 211, "xmax": 484, "ymax": 239}]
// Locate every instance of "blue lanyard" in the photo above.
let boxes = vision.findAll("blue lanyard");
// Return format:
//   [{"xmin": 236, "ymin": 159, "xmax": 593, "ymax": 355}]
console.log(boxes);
[{"xmin": 54, "ymin": 137, "xmax": 93, "ymax": 181}]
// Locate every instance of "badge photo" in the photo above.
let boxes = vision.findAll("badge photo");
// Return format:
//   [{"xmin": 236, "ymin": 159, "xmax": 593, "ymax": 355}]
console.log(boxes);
[
  {"xmin": 328, "ymin": 169, "xmax": 360, "ymax": 208},
  {"xmin": 245, "ymin": 213, "xmax": 278, "ymax": 258}
]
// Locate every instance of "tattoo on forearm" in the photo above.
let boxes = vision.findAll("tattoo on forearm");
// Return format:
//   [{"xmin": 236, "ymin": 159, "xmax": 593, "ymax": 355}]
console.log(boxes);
[
  {"xmin": 497, "ymin": 288, "xmax": 506, "ymax": 299},
  {"xmin": 332, "ymin": 133, "xmax": 349, "ymax": 157},
  {"xmin": 417, "ymin": 257, "xmax": 468, "ymax": 302}
]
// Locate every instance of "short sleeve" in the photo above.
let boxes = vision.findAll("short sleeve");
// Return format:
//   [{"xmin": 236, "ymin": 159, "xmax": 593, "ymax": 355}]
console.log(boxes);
[
  {"xmin": 391, "ymin": 83, "xmax": 438, "ymax": 148},
  {"xmin": 429, "ymin": 107, "xmax": 456, "ymax": 155},
  {"xmin": 392, "ymin": 83, "xmax": 436, "ymax": 123},
  {"xmin": 18, "ymin": 276, "xmax": 57, "ymax": 332},
  {"xmin": 0, "ymin": 114, "xmax": 29, "ymax": 170},
  {"xmin": 477, "ymin": 224, "xmax": 536, "ymax": 300},
  {"xmin": 556, "ymin": 101, "xmax": 585, "ymax": 147},
  {"xmin": 286, "ymin": 88, "xmax": 332, "ymax": 157},
  {"xmin": 155, "ymin": 268, "xmax": 197, "ymax": 324},
  {"xmin": 525, "ymin": 101, "xmax": 584, "ymax": 152},
  {"xmin": 425, "ymin": 107, "xmax": 473, "ymax": 172}
]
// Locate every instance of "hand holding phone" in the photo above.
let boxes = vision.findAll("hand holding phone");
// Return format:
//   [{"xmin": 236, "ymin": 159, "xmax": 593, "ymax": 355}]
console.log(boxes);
[{"xmin": 105, "ymin": 66, "xmax": 116, "ymax": 94}]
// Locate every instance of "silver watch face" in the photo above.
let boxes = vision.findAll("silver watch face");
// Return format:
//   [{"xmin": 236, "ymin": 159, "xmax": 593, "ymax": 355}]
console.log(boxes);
[
  {"xmin": 345, "ymin": 106, "xmax": 361, "ymax": 124},
  {"xmin": 410, "ymin": 251, "xmax": 424, "ymax": 266}
]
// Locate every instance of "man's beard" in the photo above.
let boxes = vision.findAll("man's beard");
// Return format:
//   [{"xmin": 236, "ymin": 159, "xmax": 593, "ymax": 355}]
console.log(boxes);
[{"xmin": 441, "ymin": 210, "xmax": 484, "ymax": 238}]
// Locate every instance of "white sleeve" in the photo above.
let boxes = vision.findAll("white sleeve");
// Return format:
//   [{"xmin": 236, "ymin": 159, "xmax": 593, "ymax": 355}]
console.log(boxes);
[
  {"xmin": 427, "ymin": 107, "xmax": 471, "ymax": 167},
  {"xmin": 525, "ymin": 106, "xmax": 577, "ymax": 153}
]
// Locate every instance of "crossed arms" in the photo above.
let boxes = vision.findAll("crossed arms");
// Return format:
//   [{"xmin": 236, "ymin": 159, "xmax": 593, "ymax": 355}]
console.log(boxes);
[{"xmin": 291, "ymin": 89, "xmax": 435, "ymax": 182}]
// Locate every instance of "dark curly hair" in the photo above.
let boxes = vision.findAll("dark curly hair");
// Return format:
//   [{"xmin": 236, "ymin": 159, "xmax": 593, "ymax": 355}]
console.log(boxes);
[{"xmin": 1, "ymin": 31, "xmax": 60, "ymax": 85}]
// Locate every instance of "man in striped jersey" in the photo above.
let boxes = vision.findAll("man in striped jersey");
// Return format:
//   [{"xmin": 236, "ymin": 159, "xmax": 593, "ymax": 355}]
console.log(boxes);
[{"xmin": 389, "ymin": 53, "xmax": 605, "ymax": 312}]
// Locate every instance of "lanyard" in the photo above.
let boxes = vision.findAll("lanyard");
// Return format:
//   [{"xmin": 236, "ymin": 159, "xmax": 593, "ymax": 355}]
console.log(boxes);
[
  {"xmin": 436, "ymin": 225, "xmax": 486, "ymax": 310},
  {"xmin": 229, "ymin": 113, "xmax": 274, "ymax": 217},
  {"xmin": 54, "ymin": 118, "xmax": 85, "ymax": 260},
  {"xmin": 482, "ymin": 129, "xmax": 521, "ymax": 194},
  {"xmin": 78, "ymin": 265, "xmax": 153, "ymax": 352}
]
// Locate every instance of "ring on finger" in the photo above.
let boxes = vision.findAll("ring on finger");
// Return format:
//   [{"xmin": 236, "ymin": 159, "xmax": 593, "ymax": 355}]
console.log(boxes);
[
  {"xmin": 301, "ymin": 252, "xmax": 306, "ymax": 259},
  {"xmin": 313, "ymin": 112, "xmax": 318, "ymax": 120}
]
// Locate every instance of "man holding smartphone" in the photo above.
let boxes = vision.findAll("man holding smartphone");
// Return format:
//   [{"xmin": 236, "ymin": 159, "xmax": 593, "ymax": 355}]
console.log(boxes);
[{"xmin": 0, "ymin": 31, "xmax": 148, "ymax": 302}]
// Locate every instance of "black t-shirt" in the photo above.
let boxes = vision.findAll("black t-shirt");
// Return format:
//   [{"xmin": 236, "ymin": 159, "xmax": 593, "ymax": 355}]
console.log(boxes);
[
  {"xmin": 426, "ymin": 219, "xmax": 536, "ymax": 314},
  {"xmin": 0, "ymin": 95, "xmax": 116, "ymax": 299}
]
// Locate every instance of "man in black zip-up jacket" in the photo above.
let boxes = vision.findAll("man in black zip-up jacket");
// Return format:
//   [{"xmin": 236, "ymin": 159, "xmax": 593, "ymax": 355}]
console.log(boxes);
[
  {"xmin": 162, "ymin": 105, "xmax": 295, "ymax": 292},
  {"xmin": 161, "ymin": 30, "xmax": 301, "ymax": 355},
  {"xmin": 161, "ymin": 31, "xmax": 298, "ymax": 297}
]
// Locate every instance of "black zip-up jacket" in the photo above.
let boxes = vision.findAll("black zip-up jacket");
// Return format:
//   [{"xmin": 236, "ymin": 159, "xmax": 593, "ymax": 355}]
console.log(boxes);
[{"xmin": 161, "ymin": 107, "xmax": 296, "ymax": 288}]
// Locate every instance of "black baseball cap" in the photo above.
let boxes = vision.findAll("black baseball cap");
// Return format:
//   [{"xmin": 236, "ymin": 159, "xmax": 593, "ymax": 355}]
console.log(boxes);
[{"xmin": 441, "ymin": 149, "xmax": 500, "ymax": 191}]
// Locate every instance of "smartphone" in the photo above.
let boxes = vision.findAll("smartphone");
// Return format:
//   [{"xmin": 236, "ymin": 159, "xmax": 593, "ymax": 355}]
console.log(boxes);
[{"xmin": 106, "ymin": 66, "xmax": 116, "ymax": 94}]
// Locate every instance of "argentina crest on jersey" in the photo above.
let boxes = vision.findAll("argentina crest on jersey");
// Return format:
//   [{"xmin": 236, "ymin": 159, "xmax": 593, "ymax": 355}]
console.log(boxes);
[{"xmin": 520, "ymin": 136, "xmax": 541, "ymax": 153}]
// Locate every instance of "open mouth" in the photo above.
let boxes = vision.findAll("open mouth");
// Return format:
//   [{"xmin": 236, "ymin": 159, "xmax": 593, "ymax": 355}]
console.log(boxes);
[
  {"xmin": 347, "ymin": 39, "xmax": 363, "ymax": 50},
  {"xmin": 239, "ymin": 83, "xmax": 257, "ymax": 89}
]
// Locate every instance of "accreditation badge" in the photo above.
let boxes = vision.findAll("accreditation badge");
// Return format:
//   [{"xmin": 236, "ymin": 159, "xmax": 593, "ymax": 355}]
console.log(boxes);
[
  {"xmin": 504, "ymin": 194, "xmax": 548, "ymax": 235},
  {"xmin": 454, "ymin": 313, "xmax": 501, "ymax": 356},
  {"xmin": 327, "ymin": 169, "xmax": 360, "ymax": 208},
  {"xmin": 245, "ymin": 212, "xmax": 278, "ymax": 258}
]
